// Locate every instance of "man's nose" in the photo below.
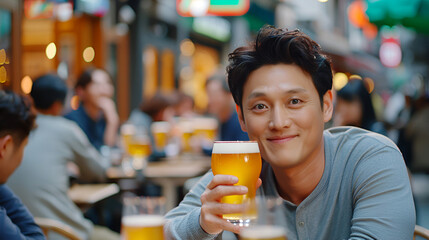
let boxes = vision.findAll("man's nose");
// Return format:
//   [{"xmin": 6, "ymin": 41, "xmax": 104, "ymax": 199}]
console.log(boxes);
[{"xmin": 268, "ymin": 105, "xmax": 292, "ymax": 130}]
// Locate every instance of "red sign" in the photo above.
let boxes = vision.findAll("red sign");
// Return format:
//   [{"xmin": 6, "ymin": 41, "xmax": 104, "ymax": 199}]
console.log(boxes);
[
  {"xmin": 177, "ymin": 0, "xmax": 250, "ymax": 17},
  {"xmin": 379, "ymin": 37, "xmax": 402, "ymax": 68}
]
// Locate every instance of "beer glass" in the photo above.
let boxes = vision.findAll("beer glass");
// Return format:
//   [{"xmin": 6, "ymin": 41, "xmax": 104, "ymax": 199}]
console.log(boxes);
[
  {"xmin": 177, "ymin": 119, "xmax": 194, "ymax": 153},
  {"xmin": 211, "ymin": 141, "xmax": 262, "ymax": 225},
  {"xmin": 193, "ymin": 117, "xmax": 218, "ymax": 141},
  {"xmin": 239, "ymin": 197, "xmax": 288, "ymax": 240},
  {"xmin": 151, "ymin": 121, "xmax": 171, "ymax": 151},
  {"xmin": 121, "ymin": 197, "xmax": 166, "ymax": 240},
  {"xmin": 120, "ymin": 124, "xmax": 151, "ymax": 170}
]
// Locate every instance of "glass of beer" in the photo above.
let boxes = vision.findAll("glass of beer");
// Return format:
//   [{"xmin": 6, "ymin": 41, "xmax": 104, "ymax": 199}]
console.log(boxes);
[
  {"xmin": 239, "ymin": 197, "xmax": 288, "ymax": 240},
  {"xmin": 121, "ymin": 196, "xmax": 166, "ymax": 240},
  {"xmin": 193, "ymin": 117, "xmax": 218, "ymax": 141},
  {"xmin": 211, "ymin": 141, "xmax": 262, "ymax": 225},
  {"xmin": 151, "ymin": 121, "xmax": 171, "ymax": 151},
  {"xmin": 127, "ymin": 134, "xmax": 151, "ymax": 170}
]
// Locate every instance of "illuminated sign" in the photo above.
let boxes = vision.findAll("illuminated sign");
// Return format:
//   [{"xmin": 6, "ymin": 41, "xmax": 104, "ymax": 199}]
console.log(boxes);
[
  {"xmin": 379, "ymin": 37, "xmax": 401, "ymax": 68},
  {"xmin": 177, "ymin": 0, "xmax": 250, "ymax": 17}
]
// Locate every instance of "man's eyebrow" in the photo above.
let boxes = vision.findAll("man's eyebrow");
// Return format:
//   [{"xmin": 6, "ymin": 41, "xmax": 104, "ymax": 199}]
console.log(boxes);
[{"xmin": 247, "ymin": 88, "xmax": 307, "ymax": 100}]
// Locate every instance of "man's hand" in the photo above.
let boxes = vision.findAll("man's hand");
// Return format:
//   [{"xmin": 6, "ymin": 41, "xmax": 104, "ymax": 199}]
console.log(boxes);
[
  {"xmin": 199, "ymin": 175, "xmax": 262, "ymax": 235},
  {"xmin": 96, "ymin": 97, "xmax": 119, "ymax": 146}
]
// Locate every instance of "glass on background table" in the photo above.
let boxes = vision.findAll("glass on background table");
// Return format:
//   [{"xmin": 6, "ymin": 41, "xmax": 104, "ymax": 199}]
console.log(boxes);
[
  {"xmin": 121, "ymin": 196, "xmax": 166, "ymax": 240},
  {"xmin": 239, "ymin": 196, "xmax": 288, "ymax": 240}
]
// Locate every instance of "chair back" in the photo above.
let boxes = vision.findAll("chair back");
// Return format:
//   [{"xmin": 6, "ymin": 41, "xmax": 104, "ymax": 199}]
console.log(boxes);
[
  {"xmin": 34, "ymin": 217, "xmax": 81, "ymax": 240},
  {"xmin": 414, "ymin": 225, "xmax": 429, "ymax": 240}
]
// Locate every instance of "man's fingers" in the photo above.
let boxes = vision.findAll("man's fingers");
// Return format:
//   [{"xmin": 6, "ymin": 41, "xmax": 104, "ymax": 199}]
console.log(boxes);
[
  {"xmin": 206, "ymin": 175, "xmax": 239, "ymax": 190},
  {"xmin": 256, "ymin": 178, "xmax": 262, "ymax": 189},
  {"xmin": 201, "ymin": 185, "xmax": 247, "ymax": 203}
]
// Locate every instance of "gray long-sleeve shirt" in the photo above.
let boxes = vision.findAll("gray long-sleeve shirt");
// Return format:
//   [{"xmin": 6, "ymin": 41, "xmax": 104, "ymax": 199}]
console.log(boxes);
[
  {"xmin": 164, "ymin": 127, "xmax": 416, "ymax": 240},
  {"xmin": 7, "ymin": 114, "xmax": 108, "ymax": 239}
]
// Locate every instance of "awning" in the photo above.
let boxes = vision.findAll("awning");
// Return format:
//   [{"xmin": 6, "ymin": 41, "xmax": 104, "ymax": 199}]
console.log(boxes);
[{"xmin": 365, "ymin": 0, "xmax": 429, "ymax": 34}]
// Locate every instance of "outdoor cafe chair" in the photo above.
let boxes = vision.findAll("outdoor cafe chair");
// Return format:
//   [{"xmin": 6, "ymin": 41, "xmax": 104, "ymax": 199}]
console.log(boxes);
[{"xmin": 35, "ymin": 217, "xmax": 81, "ymax": 240}]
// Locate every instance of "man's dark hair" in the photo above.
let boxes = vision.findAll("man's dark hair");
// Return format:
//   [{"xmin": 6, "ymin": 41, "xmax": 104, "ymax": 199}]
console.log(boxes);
[
  {"xmin": 30, "ymin": 74, "xmax": 68, "ymax": 110},
  {"xmin": 227, "ymin": 26, "xmax": 332, "ymax": 109},
  {"xmin": 0, "ymin": 91, "xmax": 36, "ymax": 144}
]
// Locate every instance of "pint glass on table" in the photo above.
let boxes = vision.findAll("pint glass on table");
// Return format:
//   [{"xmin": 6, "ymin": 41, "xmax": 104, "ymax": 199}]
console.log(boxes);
[
  {"xmin": 239, "ymin": 225, "xmax": 287, "ymax": 240},
  {"xmin": 151, "ymin": 121, "xmax": 171, "ymax": 151},
  {"xmin": 211, "ymin": 141, "xmax": 262, "ymax": 224},
  {"xmin": 121, "ymin": 197, "xmax": 165, "ymax": 240}
]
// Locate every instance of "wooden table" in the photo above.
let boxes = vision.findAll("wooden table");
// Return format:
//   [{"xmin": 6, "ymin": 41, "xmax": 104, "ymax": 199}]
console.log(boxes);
[
  {"xmin": 105, "ymin": 153, "xmax": 211, "ymax": 211},
  {"xmin": 144, "ymin": 155, "xmax": 211, "ymax": 211},
  {"xmin": 68, "ymin": 183, "xmax": 119, "ymax": 210}
]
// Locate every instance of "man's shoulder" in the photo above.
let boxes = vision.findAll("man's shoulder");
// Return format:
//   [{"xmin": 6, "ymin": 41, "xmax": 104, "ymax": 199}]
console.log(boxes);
[
  {"xmin": 39, "ymin": 115, "xmax": 83, "ymax": 134},
  {"xmin": 324, "ymin": 126, "xmax": 397, "ymax": 150}
]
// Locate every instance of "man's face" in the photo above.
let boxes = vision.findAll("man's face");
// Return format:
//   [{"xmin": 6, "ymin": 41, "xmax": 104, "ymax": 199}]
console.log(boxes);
[
  {"xmin": 206, "ymin": 80, "xmax": 230, "ymax": 117},
  {"xmin": 238, "ymin": 64, "xmax": 332, "ymax": 168},
  {"xmin": 0, "ymin": 136, "xmax": 28, "ymax": 184}
]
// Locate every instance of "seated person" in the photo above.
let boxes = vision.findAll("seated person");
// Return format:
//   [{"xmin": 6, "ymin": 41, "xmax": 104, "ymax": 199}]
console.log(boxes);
[
  {"xmin": 7, "ymin": 74, "xmax": 119, "ymax": 240},
  {"xmin": 334, "ymin": 78, "xmax": 387, "ymax": 135},
  {"xmin": 164, "ymin": 26, "xmax": 415, "ymax": 239},
  {"xmin": 206, "ymin": 71, "xmax": 249, "ymax": 142},
  {"xmin": 127, "ymin": 91, "xmax": 176, "ymax": 160},
  {"xmin": 0, "ymin": 90, "xmax": 45, "ymax": 239},
  {"xmin": 65, "ymin": 68, "xmax": 119, "ymax": 151}
]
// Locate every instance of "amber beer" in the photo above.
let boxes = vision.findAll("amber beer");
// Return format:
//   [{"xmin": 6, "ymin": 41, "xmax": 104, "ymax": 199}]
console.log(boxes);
[
  {"xmin": 151, "ymin": 121, "xmax": 171, "ymax": 150},
  {"xmin": 211, "ymin": 141, "xmax": 262, "ymax": 223},
  {"xmin": 193, "ymin": 117, "xmax": 218, "ymax": 141},
  {"xmin": 239, "ymin": 225, "xmax": 287, "ymax": 240},
  {"xmin": 127, "ymin": 140, "xmax": 151, "ymax": 157},
  {"xmin": 121, "ymin": 215, "xmax": 165, "ymax": 240}
]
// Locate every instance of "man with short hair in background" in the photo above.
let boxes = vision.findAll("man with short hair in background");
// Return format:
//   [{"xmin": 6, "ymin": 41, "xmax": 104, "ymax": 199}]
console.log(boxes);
[
  {"xmin": 0, "ymin": 90, "xmax": 45, "ymax": 240},
  {"xmin": 7, "ymin": 74, "xmax": 119, "ymax": 240}
]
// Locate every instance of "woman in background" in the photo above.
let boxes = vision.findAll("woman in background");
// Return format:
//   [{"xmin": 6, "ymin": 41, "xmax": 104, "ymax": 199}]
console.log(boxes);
[{"xmin": 334, "ymin": 79, "xmax": 387, "ymax": 135}]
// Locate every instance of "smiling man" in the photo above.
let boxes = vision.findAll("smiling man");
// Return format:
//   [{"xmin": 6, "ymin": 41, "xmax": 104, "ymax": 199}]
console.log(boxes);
[{"xmin": 164, "ymin": 26, "xmax": 415, "ymax": 240}]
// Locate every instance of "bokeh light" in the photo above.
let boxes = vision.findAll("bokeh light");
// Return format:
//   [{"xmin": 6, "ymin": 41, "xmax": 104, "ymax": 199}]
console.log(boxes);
[
  {"xmin": 318, "ymin": 0, "xmax": 328, "ymax": 2},
  {"xmin": 0, "ymin": 66, "xmax": 7, "ymax": 84},
  {"xmin": 333, "ymin": 72, "xmax": 348, "ymax": 90},
  {"xmin": 180, "ymin": 39, "xmax": 195, "ymax": 57},
  {"xmin": 83, "ymin": 47, "xmax": 95, "ymax": 63},
  {"xmin": 45, "ymin": 42, "xmax": 57, "ymax": 59},
  {"xmin": 70, "ymin": 95, "xmax": 80, "ymax": 110},
  {"xmin": 0, "ymin": 49, "xmax": 6, "ymax": 65},
  {"xmin": 364, "ymin": 77, "xmax": 375, "ymax": 93},
  {"xmin": 21, "ymin": 76, "xmax": 33, "ymax": 94},
  {"xmin": 349, "ymin": 74, "xmax": 362, "ymax": 80}
]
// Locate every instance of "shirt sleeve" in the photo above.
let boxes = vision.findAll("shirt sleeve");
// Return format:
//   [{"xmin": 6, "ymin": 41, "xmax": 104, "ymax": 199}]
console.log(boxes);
[
  {"xmin": 164, "ymin": 171, "xmax": 220, "ymax": 240},
  {"xmin": 67, "ymin": 122, "xmax": 107, "ymax": 183},
  {"xmin": 349, "ymin": 146, "xmax": 416, "ymax": 239},
  {"xmin": 0, "ymin": 185, "xmax": 46, "ymax": 240}
]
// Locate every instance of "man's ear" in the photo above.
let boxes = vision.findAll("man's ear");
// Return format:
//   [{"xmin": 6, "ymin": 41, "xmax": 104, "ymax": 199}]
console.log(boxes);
[
  {"xmin": 323, "ymin": 90, "xmax": 334, "ymax": 123},
  {"xmin": 0, "ymin": 135, "xmax": 13, "ymax": 160},
  {"xmin": 236, "ymin": 105, "xmax": 247, "ymax": 132}
]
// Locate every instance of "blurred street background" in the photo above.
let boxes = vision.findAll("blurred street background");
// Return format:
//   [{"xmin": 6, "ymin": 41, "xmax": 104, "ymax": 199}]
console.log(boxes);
[{"xmin": 1, "ymin": 0, "xmax": 429, "ymax": 232}]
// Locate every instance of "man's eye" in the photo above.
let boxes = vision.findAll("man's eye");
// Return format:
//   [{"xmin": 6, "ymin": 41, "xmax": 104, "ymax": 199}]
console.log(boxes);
[
  {"xmin": 290, "ymin": 99, "xmax": 301, "ymax": 104},
  {"xmin": 254, "ymin": 104, "xmax": 266, "ymax": 110}
]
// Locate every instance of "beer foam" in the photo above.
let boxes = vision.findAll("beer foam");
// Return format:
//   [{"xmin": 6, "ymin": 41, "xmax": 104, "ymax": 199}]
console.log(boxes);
[
  {"xmin": 239, "ymin": 225, "xmax": 286, "ymax": 238},
  {"xmin": 122, "ymin": 215, "xmax": 165, "ymax": 227},
  {"xmin": 212, "ymin": 141, "xmax": 259, "ymax": 154},
  {"xmin": 151, "ymin": 121, "xmax": 171, "ymax": 132}
]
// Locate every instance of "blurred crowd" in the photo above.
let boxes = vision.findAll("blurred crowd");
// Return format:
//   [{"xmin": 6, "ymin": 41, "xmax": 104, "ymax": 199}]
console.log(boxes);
[{"xmin": 1, "ymin": 61, "xmax": 428, "ymax": 239}]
